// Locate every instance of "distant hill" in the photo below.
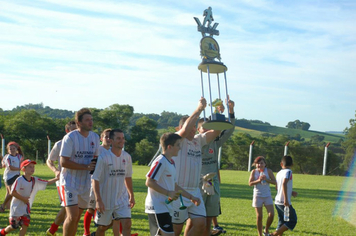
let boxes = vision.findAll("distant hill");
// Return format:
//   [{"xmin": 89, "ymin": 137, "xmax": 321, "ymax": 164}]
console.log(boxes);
[
  {"xmin": 1, "ymin": 103, "xmax": 344, "ymax": 144},
  {"xmin": 234, "ymin": 121, "xmax": 344, "ymax": 143}
]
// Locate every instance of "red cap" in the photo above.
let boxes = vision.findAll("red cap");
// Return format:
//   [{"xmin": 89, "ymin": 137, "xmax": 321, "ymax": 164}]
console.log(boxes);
[{"xmin": 20, "ymin": 159, "xmax": 37, "ymax": 169}]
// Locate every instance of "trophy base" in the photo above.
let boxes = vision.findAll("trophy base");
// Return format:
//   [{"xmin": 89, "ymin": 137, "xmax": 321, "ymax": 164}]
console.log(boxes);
[
  {"xmin": 198, "ymin": 61, "xmax": 228, "ymax": 74},
  {"xmin": 202, "ymin": 120, "xmax": 234, "ymax": 130}
]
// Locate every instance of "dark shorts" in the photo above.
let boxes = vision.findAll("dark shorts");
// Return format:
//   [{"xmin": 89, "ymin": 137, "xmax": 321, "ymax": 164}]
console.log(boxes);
[
  {"xmin": 275, "ymin": 204, "xmax": 297, "ymax": 231},
  {"xmin": 10, "ymin": 214, "xmax": 31, "ymax": 228},
  {"xmin": 148, "ymin": 213, "xmax": 173, "ymax": 236},
  {"xmin": 6, "ymin": 175, "xmax": 20, "ymax": 186}
]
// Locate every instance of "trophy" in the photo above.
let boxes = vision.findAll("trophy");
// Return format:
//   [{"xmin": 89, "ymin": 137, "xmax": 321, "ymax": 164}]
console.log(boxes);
[{"xmin": 194, "ymin": 7, "xmax": 233, "ymax": 130}]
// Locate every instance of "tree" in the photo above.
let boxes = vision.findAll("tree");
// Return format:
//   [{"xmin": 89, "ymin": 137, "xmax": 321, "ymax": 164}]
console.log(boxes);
[
  {"xmin": 286, "ymin": 120, "xmax": 311, "ymax": 131},
  {"xmin": 342, "ymin": 111, "xmax": 356, "ymax": 171},
  {"xmin": 97, "ymin": 104, "xmax": 134, "ymax": 132},
  {"xmin": 126, "ymin": 116, "xmax": 159, "ymax": 164},
  {"xmin": 3, "ymin": 110, "xmax": 63, "ymax": 161}
]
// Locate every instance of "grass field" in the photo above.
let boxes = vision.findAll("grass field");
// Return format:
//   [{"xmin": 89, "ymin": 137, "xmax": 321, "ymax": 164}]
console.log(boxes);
[{"xmin": 0, "ymin": 165, "xmax": 355, "ymax": 235}]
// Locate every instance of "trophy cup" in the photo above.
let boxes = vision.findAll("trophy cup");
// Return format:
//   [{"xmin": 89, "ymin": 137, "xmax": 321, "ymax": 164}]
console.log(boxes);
[{"xmin": 194, "ymin": 7, "xmax": 233, "ymax": 130}]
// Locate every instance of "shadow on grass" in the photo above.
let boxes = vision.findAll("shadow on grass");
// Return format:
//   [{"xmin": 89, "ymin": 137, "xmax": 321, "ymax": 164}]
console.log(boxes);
[{"xmin": 294, "ymin": 188, "xmax": 356, "ymax": 201}]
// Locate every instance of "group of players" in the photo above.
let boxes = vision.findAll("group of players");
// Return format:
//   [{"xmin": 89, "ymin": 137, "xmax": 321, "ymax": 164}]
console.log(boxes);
[{"xmin": 0, "ymin": 97, "xmax": 235, "ymax": 236}]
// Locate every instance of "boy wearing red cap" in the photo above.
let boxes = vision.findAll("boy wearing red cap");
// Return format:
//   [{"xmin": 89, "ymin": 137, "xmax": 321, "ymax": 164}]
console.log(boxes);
[{"xmin": 0, "ymin": 159, "xmax": 57, "ymax": 236}]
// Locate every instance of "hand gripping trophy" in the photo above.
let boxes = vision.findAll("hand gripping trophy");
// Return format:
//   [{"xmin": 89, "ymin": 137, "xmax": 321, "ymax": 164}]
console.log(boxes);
[{"xmin": 194, "ymin": 7, "xmax": 233, "ymax": 130}]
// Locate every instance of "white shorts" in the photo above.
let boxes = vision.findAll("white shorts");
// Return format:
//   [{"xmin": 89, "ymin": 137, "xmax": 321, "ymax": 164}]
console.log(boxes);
[
  {"xmin": 60, "ymin": 185, "xmax": 90, "ymax": 209},
  {"xmin": 252, "ymin": 195, "xmax": 273, "ymax": 208},
  {"xmin": 88, "ymin": 188, "xmax": 96, "ymax": 209},
  {"xmin": 94, "ymin": 206, "xmax": 131, "ymax": 226},
  {"xmin": 172, "ymin": 188, "xmax": 206, "ymax": 224}
]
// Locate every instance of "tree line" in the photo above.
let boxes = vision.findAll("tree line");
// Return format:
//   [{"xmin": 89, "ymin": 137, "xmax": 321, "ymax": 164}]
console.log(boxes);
[{"xmin": 0, "ymin": 104, "xmax": 354, "ymax": 176}]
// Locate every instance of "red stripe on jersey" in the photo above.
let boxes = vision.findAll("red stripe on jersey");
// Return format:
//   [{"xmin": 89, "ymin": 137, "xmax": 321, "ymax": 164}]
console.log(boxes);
[{"xmin": 147, "ymin": 161, "xmax": 159, "ymax": 178}]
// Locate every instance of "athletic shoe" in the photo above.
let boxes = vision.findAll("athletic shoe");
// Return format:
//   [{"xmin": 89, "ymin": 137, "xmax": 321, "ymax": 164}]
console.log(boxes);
[
  {"xmin": 213, "ymin": 226, "xmax": 226, "ymax": 233},
  {"xmin": 46, "ymin": 229, "xmax": 56, "ymax": 236},
  {"xmin": 90, "ymin": 233, "xmax": 96, "ymax": 236},
  {"xmin": 263, "ymin": 233, "xmax": 271, "ymax": 236}
]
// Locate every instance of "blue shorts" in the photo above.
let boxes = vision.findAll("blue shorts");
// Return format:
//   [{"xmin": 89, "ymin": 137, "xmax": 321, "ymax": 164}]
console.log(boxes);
[{"xmin": 275, "ymin": 204, "xmax": 297, "ymax": 231}]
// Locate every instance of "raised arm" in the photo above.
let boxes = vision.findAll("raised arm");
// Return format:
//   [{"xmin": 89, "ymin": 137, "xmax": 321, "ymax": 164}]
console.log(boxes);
[{"xmin": 177, "ymin": 97, "xmax": 206, "ymax": 138}]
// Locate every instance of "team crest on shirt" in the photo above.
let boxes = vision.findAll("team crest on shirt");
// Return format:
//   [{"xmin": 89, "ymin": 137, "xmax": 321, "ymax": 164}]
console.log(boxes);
[
  {"xmin": 122, "ymin": 159, "xmax": 126, "ymax": 165},
  {"xmin": 209, "ymin": 148, "xmax": 214, "ymax": 154},
  {"xmin": 90, "ymin": 141, "xmax": 95, "ymax": 149}
]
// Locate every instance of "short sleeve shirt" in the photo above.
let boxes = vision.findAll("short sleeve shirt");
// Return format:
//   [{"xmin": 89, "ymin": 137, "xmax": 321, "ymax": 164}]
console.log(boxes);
[
  {"xmin": 275, "ymin": 168, "xmax": 293, "ymax": 205},
  {"xmin": 59, "ymin": 130, "xmax": 100, "ymax": 192},
  {"xmin": 48, "ymin": 140, "xmax": 62, "ymax": 170},
  {"xmin": 145, "ymin": 154, "xmax": 176, "ymax": 214},
  {"xmin": 91, "ymin": 149, "xmax": 132, "ymax": 209},
  {"xmin": 3, "ymin": 154, "xmax": 23, "ymax": 181},
  {"xmin": 172, "ymin": 133, "xmax": 207, "ymax": 189},
  {"xmin": 10, "ymin": 176, "xmax": 48, "ymax": 217}
]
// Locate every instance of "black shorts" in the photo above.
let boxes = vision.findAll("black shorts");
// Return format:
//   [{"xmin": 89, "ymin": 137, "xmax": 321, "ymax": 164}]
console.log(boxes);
[
  {"xmin": 148, "ymin": 213, "xmax": 173, "ymax": 236},
  {"xmin": 6, "ymin": 175, "xmax": 20, "ymax": 186}
]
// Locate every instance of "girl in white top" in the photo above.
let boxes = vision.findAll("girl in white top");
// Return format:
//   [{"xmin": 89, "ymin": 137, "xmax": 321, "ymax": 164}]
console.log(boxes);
[
  {"xmin": 248, "ymin": 156, "xmax": 276, "ymax": 236},
  {"xmin": 0, "ymin": 141, "xmax": 24, "ymax": 213}
]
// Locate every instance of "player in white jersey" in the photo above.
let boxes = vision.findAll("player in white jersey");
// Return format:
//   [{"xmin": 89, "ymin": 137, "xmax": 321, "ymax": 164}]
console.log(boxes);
[
  {"xmin": 145, "ymin": 133, "xmax": 201, "ymax": 236},
  {"xmin": 271, "ymin": 156, "xmax": 298, "ymax": 236},
  {"xmin": 172, "ymin": 97, "xmax": 220, "ymax": 236},
  {"xmin": 0, "ymin": 142, "xmax": 24, "ymax": 213},
  {"xmin": 46, "ymin": 120, "xmax": 77, "ymax": 236},
  {"xmin": 0, "ymin": 159, "xmax": 57, "ymax": 236},
  {"xmin": 59, "ymin": 108, "xmax": 100, "ymax": 236},
  {"xmin": 92, "ymin": 129, "xmax": 135, "ymax": 236},
  {"xmin": 84, "ymin": 128, "xmax": 112, "ymax": 236}
]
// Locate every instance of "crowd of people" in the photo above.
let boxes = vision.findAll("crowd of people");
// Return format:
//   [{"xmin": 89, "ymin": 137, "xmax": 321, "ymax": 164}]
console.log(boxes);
[{"xmin": 0, "ymin": 97, "xmax": 297, "ymax": 236}]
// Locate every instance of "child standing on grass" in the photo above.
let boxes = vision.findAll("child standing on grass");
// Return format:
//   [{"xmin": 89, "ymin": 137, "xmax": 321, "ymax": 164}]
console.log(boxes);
[
  {"xmin": 249, "ymin": 156, "xmax": 276, "ymax": 236},
  {"xmin": 145, "ymin": 133, "xmax": 201, "ymax": 236},
  {"xmin": 0, "ymin": 159, "xmax": 57, "ymax": 236},
  {"xmin": 270, "ymin": 156, "xmax": 298, "ymax": 236}
]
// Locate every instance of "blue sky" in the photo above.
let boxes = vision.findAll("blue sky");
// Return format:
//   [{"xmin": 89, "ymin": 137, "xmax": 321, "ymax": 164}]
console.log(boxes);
[{"xmin": 1, "ymin": 0, "xmax": 355, "ymax": 132}]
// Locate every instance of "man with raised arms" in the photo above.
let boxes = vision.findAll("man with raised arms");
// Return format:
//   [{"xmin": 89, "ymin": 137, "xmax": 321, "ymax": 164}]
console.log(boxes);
[{"xmin": 172, "ymin": 97, "xmax": 220, "ymax": 236}]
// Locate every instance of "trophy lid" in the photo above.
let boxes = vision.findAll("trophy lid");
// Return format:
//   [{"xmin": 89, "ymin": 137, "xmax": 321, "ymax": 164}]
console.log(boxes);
[{"xmin": 198, "ymin": 61, "xmax": 228, "ymax": 74}]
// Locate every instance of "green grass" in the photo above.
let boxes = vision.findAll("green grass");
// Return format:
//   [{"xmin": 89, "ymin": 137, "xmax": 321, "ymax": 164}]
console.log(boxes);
[{"xmin": 1, "ymin": 165, "xmax": 355, "ymax": 235}]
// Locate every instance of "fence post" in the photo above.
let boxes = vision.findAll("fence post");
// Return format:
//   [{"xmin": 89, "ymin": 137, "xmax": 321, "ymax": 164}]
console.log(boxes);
[
  {"xmin": 47, "ymin": 135, "xmax": 51, "ymax": 157},
  {"xmin": 323, "ymin": 142, "xmax": 331, "ymax": 176},
  {"xmin": 284, "ymin": 141, "xmax": 290, "ymax": 156},
  {"xmin": 1, "ymin": 134, "xmax": 4, "ymax": 156},
  {"xmin": 248, "ymin": 140, "xmax": 255, "ymax": 172}
]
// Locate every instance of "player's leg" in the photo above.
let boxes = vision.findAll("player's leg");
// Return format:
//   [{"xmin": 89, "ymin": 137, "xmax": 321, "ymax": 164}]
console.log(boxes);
[
  {"xmin": 83, "ymin": 208, "xmax": 95, "ymax": 236},
  {"xmin": 255, "ymin": 207, "xmax": 263, "ymax": 236},
  {"xmin": 19, "ymin": 224, "xmax": 28, "ymax": 236},
  {"xmin": 63, "ymin": 205, "xmax": 82, "ymax": 236},
  {"xmin": 119, "ymin": 218, "xmax": 131, "ymax": 236},
  {"xmin": 185, "ymin": 216, "xmax": 206, "ymax": 236},
  {"xmin": 202, "ymin": 216, "xmax": 213, "ymax": 236},
  {"xmin": 47, "ymin": 207, "xmax": 66, "ymax": 235},
  {"xmin": 264, "ymin": 203, "xmax": 274, "ymax": 234},
  {"xmin": 0, "ymin": 225, "xmax": 16, "ymax": 235}
]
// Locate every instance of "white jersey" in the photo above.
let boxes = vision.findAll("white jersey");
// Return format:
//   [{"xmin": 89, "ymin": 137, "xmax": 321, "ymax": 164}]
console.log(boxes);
[
  {"xmin": 91, "ymin": 149, "xmax": 132, "ymax": 210},
  {"xmin": 253, "ymin": 168, "xmax": 272, "ymax": 197},
  {"xmin": 10, "ymin": 176, "xmax": 48, "ymax": 216},
  {"xmin": 172, "ymin": 133, "xmax": 207, "ymax": 189},
  {"xmin": 48, "ymin": 140, "xmax": 62, "ymax": 170},
  {"xmin": 275, "ymin": 168, "xmax": 293, "ymax": 205},
  {"xmin": 3, "ymin": 154, "xmax": 23, "ymax": 181},
  {"xmin": 145, "ymin": 154, "xmax": 176, "ymax": 214},
  {"xmin": 59, "ymin": 130, "xmax": 100, "ymax": 193}
]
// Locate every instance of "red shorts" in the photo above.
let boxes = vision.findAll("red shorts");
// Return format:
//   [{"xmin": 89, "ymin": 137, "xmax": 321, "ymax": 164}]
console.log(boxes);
[{"xmin": 10, "ymin": 215, "xmax": 31, "ymax": 228}]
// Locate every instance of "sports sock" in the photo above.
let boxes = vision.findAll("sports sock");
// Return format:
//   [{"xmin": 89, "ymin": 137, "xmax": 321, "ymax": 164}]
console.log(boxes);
[
  {"xmin": 83, "ymin": 211, "xmax": 93, "ymax": 235},
  {"xmin": 49, "ymin": 222, "xmax": 59, "ymax": 234},
  {"xmin": 0, "ymin": 228, "xmax": 7, "ymax": 235}
]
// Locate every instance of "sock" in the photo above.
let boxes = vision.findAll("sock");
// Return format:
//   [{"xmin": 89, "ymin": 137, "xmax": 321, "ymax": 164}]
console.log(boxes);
[
  {"xmin": 49, "ymin": 223, "xmax": 59, "ymax": 234},
  {"xmin": 83, "ymin": 211, "xmax": 93, "ymax": 235},
  {"xmin": 120, "ymin": 222, "xmax": 122, "ymax": 233},
  {"xmin": 0, "ymin": 228, "xmax": 7, "ymax": 236}
]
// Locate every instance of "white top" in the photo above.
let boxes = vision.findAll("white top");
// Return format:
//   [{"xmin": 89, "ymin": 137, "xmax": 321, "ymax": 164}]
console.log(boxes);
[
  {"xmin": 59, "ymin": 130, "xmax": 100, "ymax": 192},
  {"xmin": 275, "ymin": 168, "xmax": 293, "ymax": 205},
  {"xmin": 48, "ymin": 140, "xmax": 62, "ymax": 170},
  {"xmin": 253, "ymin": 168, "xmax": 271, "ymax": 197},
  {"xmin": 172, "ymin": 133, "xmax": 207, "ymax": 189},
  {"xmin": 91, "ymin": 149, "xmax": 132, "ymax": 209},
  {"xmin": 3, "ymin": 154, "xmax": 23, "ymax": 181},
  {"xmin": 145, "ymin": 154, "xmax": 176, "ymax": 214},
  {"xmin": 10, "ymin": 176, "xmax": 48, "ymax": 217}
]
